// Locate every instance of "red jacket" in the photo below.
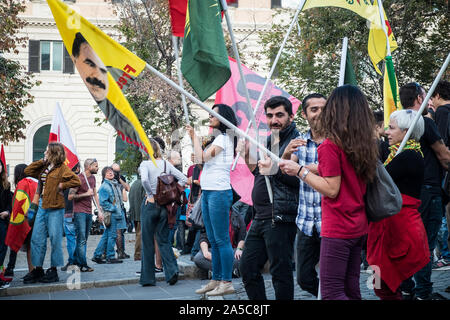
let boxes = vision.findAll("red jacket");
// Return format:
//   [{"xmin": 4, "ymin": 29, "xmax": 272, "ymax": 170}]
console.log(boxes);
[{"xmin": 367, "ymin": 194, "xmax": 430, "ymax": 293}]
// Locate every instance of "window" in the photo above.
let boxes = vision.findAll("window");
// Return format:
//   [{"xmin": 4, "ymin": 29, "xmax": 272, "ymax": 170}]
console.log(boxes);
[
  {"xmin": 40, "ymin": 41, "xmax": 63, "ymax": 71},
  {"xmin": 33, "ymin": 125, "xmax": 51, "ymax": 162},
  {"xmin": 271, "ymin": 0, "xmax": 282, "ymax": 8},
  {"xmin": 115, "ymin": 136, "xmax": 129, "ymax": 158},
  {"xmin": 28, "ymin": 40, "xmax": 74, "ymax": 74}
]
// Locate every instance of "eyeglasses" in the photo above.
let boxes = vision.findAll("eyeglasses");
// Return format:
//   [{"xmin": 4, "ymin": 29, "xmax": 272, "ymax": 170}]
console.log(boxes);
[
  {"xmin": 413, "ymin": 82, "xmax": 423, "ymax": 97},
  {"xmin": 208, "ymin": 114, "xmax": 215, "ymax": 119},
  {"xmin": 86, "ymin": 158, "xmax": 97, "ymax": 165}
]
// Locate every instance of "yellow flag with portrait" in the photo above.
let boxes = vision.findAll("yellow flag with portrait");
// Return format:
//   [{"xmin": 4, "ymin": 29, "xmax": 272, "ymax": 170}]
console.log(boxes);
[{"xmin": 46, "ymin": 0, "xmax": 156, "ymax": 165}]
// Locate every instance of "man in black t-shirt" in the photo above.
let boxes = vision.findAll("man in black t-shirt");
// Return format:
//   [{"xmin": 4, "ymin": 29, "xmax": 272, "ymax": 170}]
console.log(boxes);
[
  {"xmin": 431, "ymin": 80, "xmax": 450, "ymax": 266},
  {"xmin": 399, "ymin": 82, "xmax": 450, "ymax": 300}
]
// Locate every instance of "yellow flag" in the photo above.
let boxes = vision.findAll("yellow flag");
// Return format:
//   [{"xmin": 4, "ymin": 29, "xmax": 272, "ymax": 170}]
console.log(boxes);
[
  {"xmin": 46, "ymin": 0, "xmax": 156, "ymax": 165},
  {"xmin": 303, "ymin": 0, "xmax": 380, "ymax": 24},
  {"xmin": 383, "ymin": 56, "xmax": 402, "ymax": 128},
  {"xmin": 368, "ymin": 0, "xmax": 398, "ymax": 75}
]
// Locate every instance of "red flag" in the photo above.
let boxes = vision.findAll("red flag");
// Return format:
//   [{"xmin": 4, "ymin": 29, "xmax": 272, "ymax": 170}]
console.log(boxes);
[
  {"xmin": 0, "ymin": 144, "xmax": 6, "ymax": 176},
  {"xmin": 5, "ymin": 177, "xmax": 38, "ymax": 252},
  {"xmin": 48, "ymin": 104, "xmax": 79, "ymax": 169},
  {"xmin": 215, "ymin": 57, "xmax": 301, "ymax": 205},
  {"xmin": 169, "ymin": 0, "xmax": 187, "ymax": 37}
]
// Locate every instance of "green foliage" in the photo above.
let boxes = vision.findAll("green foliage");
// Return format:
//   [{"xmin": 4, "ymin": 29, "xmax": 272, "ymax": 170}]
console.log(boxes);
[
  {"xmin": 0, "ymin": 0, "xmax": 40, "ymax": 144},
  {"xmin": 257, "ymin": 1, "xmax": 449, "ymax": 132}
]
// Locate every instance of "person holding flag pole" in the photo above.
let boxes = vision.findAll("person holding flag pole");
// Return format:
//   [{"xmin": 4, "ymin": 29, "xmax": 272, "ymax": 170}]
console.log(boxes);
[
  {"xmin": 68, "ymin": 158, "xmax": 103, "ymax": 272},
  {"xmin": 231, "ymin": 0, "xmax": 308, "ymax": 172},
  {"xmin": 219, "ymin": 0, "xmax": 273, "ymax": 204}
]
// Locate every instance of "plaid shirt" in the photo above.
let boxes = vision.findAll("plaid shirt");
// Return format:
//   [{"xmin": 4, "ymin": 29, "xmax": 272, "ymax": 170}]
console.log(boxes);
[{"xmin": 293, "ymin": 130, "xmax": 322, "ymax": 236}]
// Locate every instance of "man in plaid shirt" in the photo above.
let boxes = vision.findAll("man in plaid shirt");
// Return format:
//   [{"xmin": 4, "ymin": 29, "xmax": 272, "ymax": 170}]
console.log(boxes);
[{"xmin": 282, "ymin": 93, "xmax": 326, "ymax": 297}]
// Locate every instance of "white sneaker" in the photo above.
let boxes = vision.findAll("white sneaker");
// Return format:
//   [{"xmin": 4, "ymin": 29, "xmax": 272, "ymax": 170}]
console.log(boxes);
[
  {"xmin": 195, "ymin": 280, "xmax": 219, "ymax": 294},
  {"xmin": 206, "ymin": 281, "xmax": 235, "ymax": 296}
]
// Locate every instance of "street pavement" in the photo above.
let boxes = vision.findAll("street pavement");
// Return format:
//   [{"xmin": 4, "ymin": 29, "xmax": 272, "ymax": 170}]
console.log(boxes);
[{"xmin": 1, "ymin": 232, "xmax": 449, "ymax": 301}]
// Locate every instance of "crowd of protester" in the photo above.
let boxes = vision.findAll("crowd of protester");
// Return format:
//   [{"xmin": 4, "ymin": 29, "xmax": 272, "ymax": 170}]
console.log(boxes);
[{"xmin": 0, "ymin": 81, "xmax": 449, "ymax": 301}]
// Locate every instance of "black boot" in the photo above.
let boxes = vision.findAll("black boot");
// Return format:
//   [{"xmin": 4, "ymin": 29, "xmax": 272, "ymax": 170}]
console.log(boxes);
[{"xmin": 40, "ymin": 267, "xmax": 59, "ymax": 283}]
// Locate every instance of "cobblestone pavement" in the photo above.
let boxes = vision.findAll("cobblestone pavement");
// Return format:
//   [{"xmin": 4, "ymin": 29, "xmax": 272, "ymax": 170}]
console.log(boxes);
[{"xmin": 1, "ymin": 232, "xmax": 449, "ymax": 300}]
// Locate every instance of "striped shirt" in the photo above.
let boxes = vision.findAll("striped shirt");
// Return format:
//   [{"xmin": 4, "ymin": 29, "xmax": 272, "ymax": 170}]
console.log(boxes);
[{"xmin": 293, "ymin": 130, "xmax": 322, "ymax": 237}]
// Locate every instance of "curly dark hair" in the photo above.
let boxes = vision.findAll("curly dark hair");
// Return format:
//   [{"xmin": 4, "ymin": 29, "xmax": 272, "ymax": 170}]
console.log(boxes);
[{"xmin": 317, "ymin": 85, "xmax": 378, "ymax": 183}]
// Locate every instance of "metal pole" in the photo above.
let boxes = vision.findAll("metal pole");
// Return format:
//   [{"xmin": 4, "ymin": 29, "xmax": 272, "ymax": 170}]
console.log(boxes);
[
  {"xmin": 377, "ymin": 0, "xmax": 391, "ymax": 57},
  {"xmin": 220, "ymin": 0, "xmax": 273, "ymax": 203},
  {"xmin": 231, "ymin": 0, "xmax": 307, "ymax": 171},
  {"xmin": 172, "ymin": 35, "xmax": 190, "ymax": 125},
  {"xmin": 396, "ymin": 52, "xmax": 450, "ymax": 155},
  {"xmin": 81, "ymin": 165, "xmax": 106, "ymax": 228},
  {"xmin": 144, "ymin": 63, "xmax": 282, "ymax": 164},
  {"xmin": 338, "ymin": 37, "xmax": 348, "ymax": 86}
]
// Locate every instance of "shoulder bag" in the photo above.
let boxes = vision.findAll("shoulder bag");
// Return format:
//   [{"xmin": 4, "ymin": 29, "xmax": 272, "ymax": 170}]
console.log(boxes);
[
  {"xmin": 364, "ymin": 160, "xmax": 403, "ymax": 222},
  {"xmin": 154, "ymin": 161, "xmax": 182, "ymax": 206}
]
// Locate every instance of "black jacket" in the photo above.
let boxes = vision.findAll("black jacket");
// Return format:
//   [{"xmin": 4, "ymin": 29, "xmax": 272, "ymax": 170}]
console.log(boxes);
[
  {"xmin": 253, "ymin": 122, "xmax": 300, "ymax": 222},
  {"xmin": 0, "ymin": 184, "xmax": 13, "ymax": 224}
]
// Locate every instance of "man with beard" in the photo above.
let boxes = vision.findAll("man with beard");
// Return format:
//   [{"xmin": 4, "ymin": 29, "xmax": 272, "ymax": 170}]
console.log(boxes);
[
  {"xmin": 69, "ymin": 158, "xmax": 103, "ymax": 272},
  {"xmin": 281, "ymin": 93, "xmax": 326, "ymax": 298},
  {"xmin": 238, "ymin": 96, "xmax": 300, "ymax": 300}
]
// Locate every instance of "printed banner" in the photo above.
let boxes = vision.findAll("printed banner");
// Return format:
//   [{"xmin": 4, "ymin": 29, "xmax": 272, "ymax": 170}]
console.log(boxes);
[
  {"xmin": 46, "ymin": 0, "xmax": 156, "ymax": 164},
  {"xmin": 215, "ymin": 57, "xmax": 301, "ymax": 205}
]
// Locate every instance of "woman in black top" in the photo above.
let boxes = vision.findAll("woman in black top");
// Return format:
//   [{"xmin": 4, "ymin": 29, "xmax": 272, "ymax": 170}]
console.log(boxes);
[
  {"xmin": 367, "ymin": 109, "xmax": 429, "ymax": 300},
  {"xmin": 0, "ymin": 160, "xmax": 13, "ymax": 280}
]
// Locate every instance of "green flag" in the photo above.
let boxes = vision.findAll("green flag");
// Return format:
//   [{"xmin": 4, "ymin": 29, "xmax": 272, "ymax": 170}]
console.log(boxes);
[
  {"xmin": 181, "ymin": 0, "xmax": 231, "ymax": 101},
  {"xmin": 344, "ymin": 50, "xmax": 357, "ymax": 86}
]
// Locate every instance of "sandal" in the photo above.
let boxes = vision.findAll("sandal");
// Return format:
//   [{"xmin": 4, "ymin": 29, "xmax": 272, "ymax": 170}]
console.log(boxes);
[{"xmin": 80, "ymin": 266, "xmax": 94, "ymax": 272}]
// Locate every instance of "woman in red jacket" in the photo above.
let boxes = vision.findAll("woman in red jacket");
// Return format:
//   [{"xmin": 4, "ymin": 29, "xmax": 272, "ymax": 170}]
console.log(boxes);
[{"xmin": 367, "ymin": 109, "xmax": 429, "ymax": 300}]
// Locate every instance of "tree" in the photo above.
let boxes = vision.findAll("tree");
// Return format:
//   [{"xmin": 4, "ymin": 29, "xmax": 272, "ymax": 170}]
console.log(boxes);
[
  {"xmin": 99, "ymin": 0, "xmax": 197, "ymax": 176},
  {"xmin": 256, "ymin": 1, "xmax": 449, "ymax": 130},
  {"xmin": 104, "ymin": 0, "xmax": 252, "ymax": 177},
  {"xmin": 0, "ymin": 0, "xmax": 40, "ymax": 145}
]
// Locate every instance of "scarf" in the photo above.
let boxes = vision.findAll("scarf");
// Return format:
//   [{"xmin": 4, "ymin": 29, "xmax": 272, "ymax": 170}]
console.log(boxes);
[
  {"xmin": 106, "ymin": 179, "xmax": 122, "ymax": 206},
  {"xmin": 384, "ymin": 139, "xmax": 423, "ymax": 166}
]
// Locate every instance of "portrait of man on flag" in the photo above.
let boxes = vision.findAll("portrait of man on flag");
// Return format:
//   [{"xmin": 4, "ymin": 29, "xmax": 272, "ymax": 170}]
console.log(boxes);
[{"xmin": 46, "ymin": 0, "xmax": 156, "ymax": 164}]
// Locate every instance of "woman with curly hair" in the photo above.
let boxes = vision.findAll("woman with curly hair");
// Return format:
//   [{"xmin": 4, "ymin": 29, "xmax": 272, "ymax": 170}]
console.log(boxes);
[{"xmin": 279, "ymin": 85, "xmax": 378, "ymax": 299}]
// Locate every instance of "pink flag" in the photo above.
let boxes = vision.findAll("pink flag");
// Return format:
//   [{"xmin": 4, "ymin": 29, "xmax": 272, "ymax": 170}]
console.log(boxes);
[
  {"xmin": 215, "ymin": 57, "xmax": 301, "ymax": 205},
  {"xmin": 48, "ymin": 103, "xmax": 79, "ymax": 169},
  {"xmin": 0, "ymin": 144, "xmax": 6, "ymax": 176}
]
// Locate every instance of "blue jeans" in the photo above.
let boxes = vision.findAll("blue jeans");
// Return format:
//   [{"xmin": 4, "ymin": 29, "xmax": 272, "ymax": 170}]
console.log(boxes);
[
  {"xmin": 437, "ymin": 215, "xmax": 450, "ymax": 259},
  {"xmin": 140, "ymin": 200, "xmax": 178, "ymax": 285},
  {"xmin": 93, "ymin": 213, "xmax": 118, "ymax": 260},
  {"xmin": 201, "ymin": 189, "xmax": 234, "ymax": 282},
  {"xmin": 401, "ymin": 185, "xmax": 443, "ymax": 298},
  {"xmin": 73, "ymin": 212, "xmax": 92, "ymax": 267},
  {"xmin": 63, "ymin": 217, "xmax": 76, "ymax": 265},
  {"xmin": 31, "ymin": 199, "xmax": 65, "ymax": 267}
]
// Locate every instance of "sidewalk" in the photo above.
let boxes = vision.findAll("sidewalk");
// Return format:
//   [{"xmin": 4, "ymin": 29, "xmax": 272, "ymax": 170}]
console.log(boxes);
[
  {"xmin": 0, "ymin": 232, "xmax": 199, "ymax": 297},
  {"xmin": 1, "ymin": 232, "xmax": 449, "ymax": 300}
]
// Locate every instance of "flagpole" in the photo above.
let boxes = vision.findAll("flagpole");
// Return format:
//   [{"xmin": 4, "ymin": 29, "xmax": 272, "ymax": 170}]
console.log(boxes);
[
  {"xmin": 338, "ymin": 37, "xmax": 348, "ymax": 86},
  {"xmin": 144, "ymin": 63, "xmax": 282, "ymax": 165},
  {"xmin": 377, "ymin": 0, "xmax": 391, "ymax": 57},
  {"xmin": 172, "ymin": 35, "xmax": 190, "ymax": 125},
  {"xmin": 231, "ymin": 0, "xmax": 307, "ymax": 171},
  {"xmin": 81, "ymin": 164, "xmax": 106, "ymax": 228},
  {"xmin": 220, "ymin": 0, "xmax": 273, "ymax": 203},
  {"xmin": 396, "ymin": 52, "xmax": 450, "ymax": 156}
]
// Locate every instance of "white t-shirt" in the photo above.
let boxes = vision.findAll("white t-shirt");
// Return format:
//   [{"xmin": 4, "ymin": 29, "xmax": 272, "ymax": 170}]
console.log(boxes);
[{"xmin": 200, "ymin": 134, "xmax": 234, "ymax": 191}]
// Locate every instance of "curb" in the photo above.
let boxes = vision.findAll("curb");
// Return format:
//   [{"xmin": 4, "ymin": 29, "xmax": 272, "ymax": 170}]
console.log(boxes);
[
  {"xmin": 0, "ymin": 258, "xmax": 199, "ymax": 297},
  {"xmin": 0, "ymin": 272, "xmax": 192, "ymax": 297}
]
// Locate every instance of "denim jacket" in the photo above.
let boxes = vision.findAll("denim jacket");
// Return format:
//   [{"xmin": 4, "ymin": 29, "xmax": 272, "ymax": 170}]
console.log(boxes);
[{"xmin": 98, "ymin": 179, "xmax": 121, "ymax": 218}]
